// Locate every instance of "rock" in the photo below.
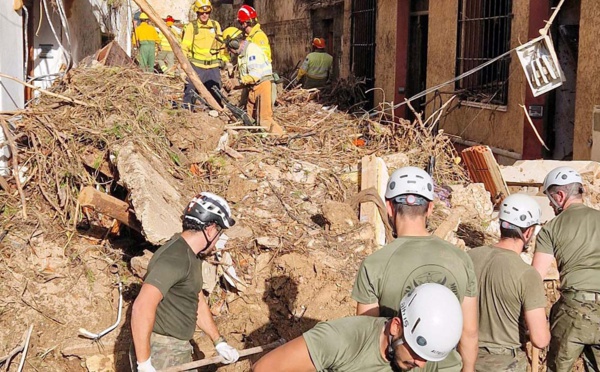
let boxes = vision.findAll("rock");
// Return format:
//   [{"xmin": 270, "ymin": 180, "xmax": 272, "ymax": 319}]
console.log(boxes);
[
  {"xmin": 284, "ymin": 161, "xmax": 323, "ymax": 184},
  {"xmin": 382, "ymin": 152, "xmax": 410, "ymax": 171},
  {"xmin": 130, "ymin": 249, "xmax": 153, "ymax": 278},
  {"xmin": 226, "ymin": 176, "xmax": 258, "ymax": 203},
  {"xmin": 256, "ymin": 236, "xmax": 280, "ymax": 248},
  {"xmin": 85, "ymin": 354, "xmax": 114, "ymax": 372},
  {"xmin": 227, "ymin": 224, "xmax": 254, "ymax": 239},
  {"xmin": 322, "ymin": 201, "xmax": 359, "ymax": 234},
  {"xmin": 114, "ymin": 142, "xmax": 184, "ymax": 245},
  {"xmin": 449, "ymin": 183, "xmax": 494, "ymax": 224}
]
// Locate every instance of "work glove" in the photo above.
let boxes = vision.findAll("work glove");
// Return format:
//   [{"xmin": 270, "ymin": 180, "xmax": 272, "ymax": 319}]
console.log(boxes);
[
  {"xmin": 225, "ymin": 62, "xmax": 235, "ymax": 77},
  {"xmin": 136, "ymin": 357, "xmax": 156, "ymax": 372},
  {"xmin": 224, "ymin": 78, "xmax": 240, "ymax": 91},
  {"xmin": 215, "ymin": 342, "xmax": 240, "ymax": 364}
]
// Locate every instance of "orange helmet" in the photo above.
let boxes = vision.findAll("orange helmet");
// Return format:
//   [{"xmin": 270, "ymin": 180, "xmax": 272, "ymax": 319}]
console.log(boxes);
[
  {"xmin": 312, "ymin": 38, "xmax": 326, "ymax": 49},
  {"xmin": 237, "ymin": 5, "xmax": 257, "ymax": 23}
]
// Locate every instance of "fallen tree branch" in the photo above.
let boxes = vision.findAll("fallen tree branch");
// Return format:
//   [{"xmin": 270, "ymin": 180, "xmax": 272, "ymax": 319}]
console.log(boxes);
[
  {"xmin": 0, "ymin": 118, "xmax": 27, "ymax": 219},
  {"xmin": 16, "ymin": 325, "xmax": 33, "ymax": 372},
  {"xmin": 0, "ymin": 73, "xmax": 91, "ymax": 107},
  {"xmin": 159, "ymin": 338, "xmax": 286, "ymax": 372},
  {"xmin": 0, "ymin": 324, "xmax": 33, "ymax": 372}
]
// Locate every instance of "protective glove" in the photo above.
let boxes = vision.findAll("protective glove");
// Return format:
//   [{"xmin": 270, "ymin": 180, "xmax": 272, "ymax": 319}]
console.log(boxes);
[
  {"xmin": 225, "ymin": 62, "xmax": 235, "ymax": 77},
  {"xmin": 136, "ymin": 357, "xmax": 156, "ymax": 372},
  {"xmin": 224, "ymin": 78, "xmax": 240, "ymax": 91},
  {"xmin": 215, "ymin": 342, "xmax": 240, "ymax": 364}
]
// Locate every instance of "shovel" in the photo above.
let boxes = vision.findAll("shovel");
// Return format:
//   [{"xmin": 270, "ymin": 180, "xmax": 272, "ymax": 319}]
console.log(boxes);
[{"xmin": 159, "ymin": 338, "xmax": 286, "ymax": 372}]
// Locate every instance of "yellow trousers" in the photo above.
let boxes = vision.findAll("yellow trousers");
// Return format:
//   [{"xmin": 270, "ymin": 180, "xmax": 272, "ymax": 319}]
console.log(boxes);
[{"xmin": 247, "ymin": 80, "xmax": 284, "ymax": 135}]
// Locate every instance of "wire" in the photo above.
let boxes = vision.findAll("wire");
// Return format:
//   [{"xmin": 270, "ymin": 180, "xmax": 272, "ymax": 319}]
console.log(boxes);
[
  {"xmin": 22, "ymin": 6, "xmax": 29, "ymax": 82},
  {"xmin": 41, "ymin": 0, "xmax": 72, "ymax": 69}
]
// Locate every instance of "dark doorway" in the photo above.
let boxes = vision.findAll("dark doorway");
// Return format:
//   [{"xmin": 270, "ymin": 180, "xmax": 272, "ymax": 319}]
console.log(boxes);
[
  {"xmin": 406, "ymin": 0, "xmax": 429, "ymax": 119},
  {"xmin": 547, "ymin": 0, "xmax": 580, "ymax": 160},
  {"xmin": 311, "ymin": 4, "xmax": 343, "ymax": 80},
  {"xmin": 350, "ymin": 0, "xmax": 376, "ymax": 108}
]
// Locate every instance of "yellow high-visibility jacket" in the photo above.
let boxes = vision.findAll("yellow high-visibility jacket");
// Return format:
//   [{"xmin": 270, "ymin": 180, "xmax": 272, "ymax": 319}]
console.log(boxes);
[
  {"xmin": 238, "ymin": 42, "xmax": 272, "ymax": 85},
  {"xmin": 246, "ymin": 23, "xmax": 271, "ymax": 63},
  {"xmin": 158, "ymin": 26, "xmax": 181, "ymax": 52},
  {"xmin": 181, "ymin": 19, "xmax": 228, "ymax": 69},
  {"xmin": 297, "ymin": 51, "xmax": 333, "ymax": 80},
  {"xmin": 133, "ymin": 22, "xmax": 159, "ymax": 45}
]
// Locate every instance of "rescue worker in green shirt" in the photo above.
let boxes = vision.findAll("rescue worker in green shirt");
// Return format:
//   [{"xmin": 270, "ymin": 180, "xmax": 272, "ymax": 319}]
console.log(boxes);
[
  {"xmin": 130, "ymin": 192, "xmax": 239, "ymax": 371},
  {"xmin": 133, "ymin": 13, "xmax": 160, "ymax": 73},
  {"xmin": 468, "ymin": 194, "xmax": 550, "ymax": 372},
  {"xmin": 156, "ymin": 15, "xmax": 181, "ymax": 75},
  {"xmin": 352, "ymin": 166, "xmax": 479, "ymax": 372},
  {"xmin": 181, "ymin": 0, "xmax": 228, "ymax": 108},
  {"xmin": 532, "ymin": 166, "xmax": 600, "ymax": 372},
  {"xmin": 253, "ymin": 283, "xmax": 464, "ymax": 372},
  {"xmin": 297, "ymin": 38, "xmax": 334, "ymax": 89}
]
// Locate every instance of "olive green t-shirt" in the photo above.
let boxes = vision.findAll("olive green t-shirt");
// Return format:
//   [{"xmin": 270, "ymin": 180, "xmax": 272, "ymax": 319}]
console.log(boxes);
[
  {"xmin": 536, "ymin": 203, "xmax": 600, "ymax": 292},
  {"xmin": 304, "ymin": 317, "xmax": 389, "ymax": 372},
  {"xmin": 352, "ymin": 236, "xmax": 478, "ymax": 317},
  {"xmin": 468, "ymin": 246, "xmax": 546, "ymax": 349},
  {"xmin": 145, "ymin": 234, "xmax": 203, "ymax": 340}
]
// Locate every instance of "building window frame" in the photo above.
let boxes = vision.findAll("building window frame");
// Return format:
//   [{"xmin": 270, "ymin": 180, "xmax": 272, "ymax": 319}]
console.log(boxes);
[{"xmin": 455, "ymin": 0, "xmax": 513, "ymax": 107}]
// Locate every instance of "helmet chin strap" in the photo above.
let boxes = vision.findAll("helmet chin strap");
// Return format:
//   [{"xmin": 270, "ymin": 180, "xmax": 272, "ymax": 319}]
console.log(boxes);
[
  {"xmin": 386, "ymin": 327, "xmax": 405, "ymax": 372},
  {"xmin": 198, "ymin": 226, "xmax": 220, "ymax": 256},
  {"xmin": 548, "ymin": 193, "xmax": 565, "ymax": 215}
]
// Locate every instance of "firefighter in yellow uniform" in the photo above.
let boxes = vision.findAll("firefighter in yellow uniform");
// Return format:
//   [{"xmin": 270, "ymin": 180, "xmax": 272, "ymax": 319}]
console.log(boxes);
[
  {"xmin": 133, "ymin": 13, "xmax": 160, "ymax": 73},
  {"xmin": 297, "ymin": 38, "xmax": 334, "ymax": 89},
  {"xmin": 156, "ymin": 15, "xmax": 181, "ymax": 75},
  {"xmin": 222, "ymin": 27, "xmax": 284, "ymax": 136},
  {"xmin": 181, "ymin": 0, "xmax": 228, "ymax": 108}
]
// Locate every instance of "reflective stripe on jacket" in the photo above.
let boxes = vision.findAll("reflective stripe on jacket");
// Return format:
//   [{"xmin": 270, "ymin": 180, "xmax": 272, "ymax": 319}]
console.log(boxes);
[
  {"xmin": 133, "ymin": 22, "xmax": 159, "ymax": 45},
  {"xmin": 239, "ymin": 42, "xmax": 272, "ymax": 85},
  {"xmin": 158, "ymin": 26, "xmax": 181, "ymax": 52},
  {"xmin": 298, "ymin": 51, "xmax": 333, "ymax": 80},
  {"xmin": 181, "ymin": 19, "xmax": 228, "ymax": 68},
  {"xmin": 246, "ymin": 23, "xmax": 271, "ymax": 63}
]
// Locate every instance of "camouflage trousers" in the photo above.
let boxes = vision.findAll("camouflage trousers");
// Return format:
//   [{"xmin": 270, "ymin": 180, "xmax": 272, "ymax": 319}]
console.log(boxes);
[
  {"xmin": 129, "ymin": 332, "xmax": 195, "ymax": 371},
  {"xmin": 475, "ymin": 347, "xmax": 527, "ymax": 372},
  {"xmin": 547, "ymin": 292, "xmax": 600, "ymax": 372}
]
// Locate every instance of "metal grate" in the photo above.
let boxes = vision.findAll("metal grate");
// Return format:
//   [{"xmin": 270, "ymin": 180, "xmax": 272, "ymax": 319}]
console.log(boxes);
[
  {"xmin": 455, "ymin": 0, "xmax": 513, "ymax": 105},
  {"xmin": 350, "ymin": 0, "xmax": 376, "ymax": 107}
]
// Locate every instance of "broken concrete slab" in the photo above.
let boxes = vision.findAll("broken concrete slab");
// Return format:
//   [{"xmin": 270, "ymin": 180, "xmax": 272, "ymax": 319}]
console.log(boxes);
[
  {"xmin": 114, "ymin": 142, "xmax": 184, "ymax": 245},
  {"xmin": 501, "ymin": 160, "xmax": 600, "ymax": 186},
  {"xmin": 449, "ymin": 183, "xmax": 494, "ymax": 224},
  {"xmin": 381, "ymin": 152, "xmax": 410, "ymax": 171},
  {"xmin": 256, "ymin": 236, "xmax": 280, "ymax": 249},
  {"xmin": 322, "ymin": 201, "xmax": 359, "ymax": 234}
]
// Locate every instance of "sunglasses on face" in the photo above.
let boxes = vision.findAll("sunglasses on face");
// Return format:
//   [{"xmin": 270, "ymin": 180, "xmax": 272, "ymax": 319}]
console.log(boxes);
[{"xmin": 198, "ymin": 11, "xmax": 210, "ymax": 15}]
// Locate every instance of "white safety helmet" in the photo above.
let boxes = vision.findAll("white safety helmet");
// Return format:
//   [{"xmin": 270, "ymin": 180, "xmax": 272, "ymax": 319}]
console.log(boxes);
[
  {"xmin": 542, "ymin": 166, "xmax": 583, "ymax": 193},
  {"xmin": 385, "ymin": 166, "xmax": 434, "ymax": 201},
  {"xmin": 498, "ymin": 194, "xmax": 541, "ymax": 228},
  {"xmin": 399, "ymin": 283, "xmax": 463, "ymax": 362},
  {"xmin": 183, "ymin": 192, "xmax": 235, "ymax": 229}
]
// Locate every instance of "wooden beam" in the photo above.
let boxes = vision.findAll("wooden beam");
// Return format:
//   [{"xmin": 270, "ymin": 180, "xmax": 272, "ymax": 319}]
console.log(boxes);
[
  {"xmin": 77, "ymin": 186, "xmax": 142, "ymax": 231},
  {"xmin": 359, "ymin": 155, "xmax": 389, "ymax": 247},
  {"xmin": 131, "ymin": 0, "xmax": 223, "ymax": 111}
]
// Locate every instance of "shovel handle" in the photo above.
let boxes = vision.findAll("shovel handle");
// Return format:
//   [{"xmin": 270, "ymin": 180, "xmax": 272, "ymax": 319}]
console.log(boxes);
[{"xmin": 159, "ymin": 338, "xmax": 286, "ymax": 372}]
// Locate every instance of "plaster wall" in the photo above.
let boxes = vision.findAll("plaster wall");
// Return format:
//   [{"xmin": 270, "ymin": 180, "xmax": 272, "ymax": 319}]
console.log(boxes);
[{"xmin": 0, "ymin": 3, "xmax": 25, "ymax": 110}]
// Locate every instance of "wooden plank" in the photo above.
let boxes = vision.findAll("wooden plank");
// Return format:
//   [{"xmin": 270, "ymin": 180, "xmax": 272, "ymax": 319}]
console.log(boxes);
[
  {"xmin": 78, "ymin": 186, "xmax": 142, "ymax": 231},
  {"xmin": 359, "ymin": 155, "xmax": 389, "ymax": 247}
]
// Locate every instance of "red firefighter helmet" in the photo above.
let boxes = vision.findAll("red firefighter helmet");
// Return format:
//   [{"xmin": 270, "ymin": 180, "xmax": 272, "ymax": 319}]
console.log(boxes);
[{"xmin": 237, "ymin": 5, "xmax": 257, "ymax": 23}]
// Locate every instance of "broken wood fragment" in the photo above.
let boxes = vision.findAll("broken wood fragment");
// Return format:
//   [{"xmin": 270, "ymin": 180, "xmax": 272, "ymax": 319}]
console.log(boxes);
[
  {"xmin": 95, "ymin": 41, "xmax": 135, "ymax": 68},
  {"xmin": 358, "ymin": 155, "xmax": 390, "ymax": 246},
  {"xmin": 461, "ymin": 146, "xmax": 510, "ymax": 207},
  {"xmin": 78, "ymin": 186, "xmax": 142, "ymax": 231}
]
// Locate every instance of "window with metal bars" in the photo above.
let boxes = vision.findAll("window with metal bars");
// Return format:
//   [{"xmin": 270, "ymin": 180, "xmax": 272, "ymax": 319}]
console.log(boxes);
[{"xmin": 455, "ymin": 0, "xmax": 513, "ymax": 106}]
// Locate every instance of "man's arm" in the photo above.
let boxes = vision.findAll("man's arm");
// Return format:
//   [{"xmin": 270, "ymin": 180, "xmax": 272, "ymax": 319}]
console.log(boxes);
[
  {"xmin": 532, "ymin": 252, "xmax": 554, "ymax": 280},
  {"xmin": 356, "ymin": 302, "xmax": 379, "ymax": 317},
  {"xmin": 195, "ymin": 291, "xmax": 220, "ymax": 342},
  {"xmin": 252, "ymin": 336, "xmax": 316, "ymax": 372},
  {"xmin": 131, "ymin": 283, "xmax": 163, "ymax": 362},
  {"xmin": 457, "ymin": 296, "xmax": 478, "ymax": 372},
  {"xmin": 524, "ymin": 308, "xmax": 550, "ymax": 348}
]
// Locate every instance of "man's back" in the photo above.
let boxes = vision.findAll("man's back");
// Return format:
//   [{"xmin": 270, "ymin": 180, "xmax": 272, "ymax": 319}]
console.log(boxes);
[
  {"xmin": 352, "ymin": 235, "xmax": 477, "ymax": 317},
  {"xmin": 468, "ymin": 246, "xmax": 546, "ymax": 348},
  {"xmin": 536, "ymin": 203, "xmax": 600, "ymax": 291}
]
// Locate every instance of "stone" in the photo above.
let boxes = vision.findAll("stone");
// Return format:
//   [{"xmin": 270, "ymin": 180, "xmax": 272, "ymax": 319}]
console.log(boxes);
[
  {"xmin": 382, "ymin": 152, "xmax": 410, "ymax": 171},
  {"xmin": 322, "ymin": 201, "xmax": 359, "ymax": 234},
  {"xmin": 85, "ymin": 354, "xmax": 114, "ymax": 372},
  {"xmin": 256, "ymin": 236, "xmax": 280, "ymax": 248},
  {"xmin": 449, "ymin": 183, "xmax": 494, "ymax": 224}
]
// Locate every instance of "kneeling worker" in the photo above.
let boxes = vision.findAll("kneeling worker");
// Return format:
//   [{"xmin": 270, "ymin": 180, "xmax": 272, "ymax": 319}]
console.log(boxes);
[
  {"xmin": 252, "ymin": 283, "xmax": 463, "ymax": 372},
  {"xmin": 222, "ymin": 27, "xmax": 284, "ymax": 136},
  {"xmin": 297, "ymin": 38, "xmax": 333, "ymax": 89}
]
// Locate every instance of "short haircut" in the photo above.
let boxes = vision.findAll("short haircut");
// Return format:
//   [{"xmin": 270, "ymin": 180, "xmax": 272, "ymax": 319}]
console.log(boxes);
[
  {"xmin": 182, "ymin": 219, "xmax": 205, "ymax": 232},
  {"xmin": 393, "ymin": 200, "xmax": 430, "ymax": 218},
  {"xmin": 547, "ymin": 183, "xmax": 583, "ymax": 198},
  {"xmin": 499, "ymin": 225, "xmax": 524, "ymax": 240}
]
